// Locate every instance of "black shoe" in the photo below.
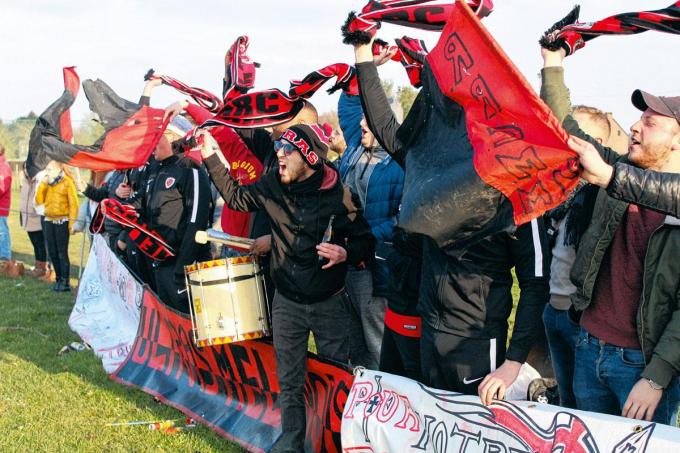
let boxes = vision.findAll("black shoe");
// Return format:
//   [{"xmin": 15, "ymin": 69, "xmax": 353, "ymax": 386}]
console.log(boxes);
[{"xmin": 53, "ymin": 280, "xmax": 71, "ymax": 292}]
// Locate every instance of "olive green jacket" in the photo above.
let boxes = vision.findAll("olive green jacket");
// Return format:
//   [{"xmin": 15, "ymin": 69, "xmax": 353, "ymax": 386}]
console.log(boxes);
[{"xmin": 541, "ymin": 66, "xmax": 680, "ymax": 388}]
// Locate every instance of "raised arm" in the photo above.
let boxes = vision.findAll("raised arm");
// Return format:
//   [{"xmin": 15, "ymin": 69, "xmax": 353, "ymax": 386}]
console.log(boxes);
[
  {"xmin": 354, "ymin": 40, "xmax": 406, "ymax": 165},
  {"xmin": 540, "ymin": 48, "xmax": 621, "ymax": 166}
]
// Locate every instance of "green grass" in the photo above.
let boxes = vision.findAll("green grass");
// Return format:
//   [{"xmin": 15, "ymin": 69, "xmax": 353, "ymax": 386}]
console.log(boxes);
[{"xmin": 0, "ymin": 187, "xmax": 246, "ymax": 452}]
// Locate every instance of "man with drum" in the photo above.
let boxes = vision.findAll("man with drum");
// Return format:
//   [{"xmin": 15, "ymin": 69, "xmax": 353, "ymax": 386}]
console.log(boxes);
[{"xmin": 195, "ymin": 124, "xmax": 375, "ymax": 453}]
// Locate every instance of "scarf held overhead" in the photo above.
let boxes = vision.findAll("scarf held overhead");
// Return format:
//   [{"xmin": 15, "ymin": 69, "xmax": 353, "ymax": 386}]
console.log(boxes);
[
  {"xmin": 540, "ymin": 2, "xmax": 680, "ymax": 56},
  {"xmin": 342, "ymin": 0, "xmax": 494, "ymax": 44}
]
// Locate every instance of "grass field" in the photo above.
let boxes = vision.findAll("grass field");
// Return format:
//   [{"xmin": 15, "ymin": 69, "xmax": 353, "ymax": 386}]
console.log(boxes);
[{"xmin": 0, "ymin": 189, "xmax": 245, "ymax": 452}]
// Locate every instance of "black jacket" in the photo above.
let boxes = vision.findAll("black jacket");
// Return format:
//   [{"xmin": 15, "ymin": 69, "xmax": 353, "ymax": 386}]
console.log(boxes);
[
  {"xmin": 204, "ymin": 153, "xmax": 375, "ymax": 304},
  {"xmin": 607, "ymin": 163, "xmax": 680, "ymax": 218},
  {"xmin": 131, "ymin": 156, "xmax": 211, "ymax": 279},
  {"xmin": 357, "ymin": 61, "xmax": 550, "ymax": 362}
]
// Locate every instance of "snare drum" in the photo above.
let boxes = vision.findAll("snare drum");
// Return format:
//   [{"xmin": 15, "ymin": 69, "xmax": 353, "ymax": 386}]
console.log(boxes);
[{"xmin": 184, "ymin": 256, "xmax": 270, "ymax": 347}]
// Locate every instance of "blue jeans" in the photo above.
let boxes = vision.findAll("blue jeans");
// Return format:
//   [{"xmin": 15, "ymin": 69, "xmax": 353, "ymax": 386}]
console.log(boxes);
[
  {"xmin": 573, "ymin": 329, "xmax": 680, "ymax": 425},
  {"xmin": 0, "ymin": 216, "xmax": 10, "ymax": 260},
  {"xmin": 543, "ymin": 304, "xmax": 580, "ymax": 408}
]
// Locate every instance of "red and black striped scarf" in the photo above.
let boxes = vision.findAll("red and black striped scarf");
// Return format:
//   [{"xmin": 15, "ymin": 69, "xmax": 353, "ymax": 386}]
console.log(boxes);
[
  {"xmin": 342, "ymin": 0, "xmax": 494, "ymax": 45},
  {"xmin": 91, "ymin": 198, "xmax": 175, "ymax": 261},
  {"xmin": 541, "ymin": 2, "xmax": 680, "ymax": 56}
]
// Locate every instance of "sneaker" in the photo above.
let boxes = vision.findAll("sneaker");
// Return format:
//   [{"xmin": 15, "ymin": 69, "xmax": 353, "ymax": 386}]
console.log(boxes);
[{"xmin": 57, "ymin": 280, "xmax": 71, "ymax": 292}]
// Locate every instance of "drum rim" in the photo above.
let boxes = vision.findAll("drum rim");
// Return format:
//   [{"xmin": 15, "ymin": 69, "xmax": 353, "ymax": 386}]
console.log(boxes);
[{"xmin": 184, "ymin": 255, "xmax": 254, "ymax": 272}]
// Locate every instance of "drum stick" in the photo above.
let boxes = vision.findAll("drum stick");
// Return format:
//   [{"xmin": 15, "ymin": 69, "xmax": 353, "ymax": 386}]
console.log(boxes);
[{"xmin": 195, "ymin": 229, "xmax": 255, "ymax": 249}]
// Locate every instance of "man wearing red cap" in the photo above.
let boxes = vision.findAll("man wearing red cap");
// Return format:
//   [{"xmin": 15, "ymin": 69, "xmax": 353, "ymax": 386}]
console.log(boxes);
[
  {"xmin": 197, "ymin": 124, "xmax": 374, "ymax": 452},
  {"xmin": 542, "ymin": 46, "xmax": 680, "ymax": 425}
]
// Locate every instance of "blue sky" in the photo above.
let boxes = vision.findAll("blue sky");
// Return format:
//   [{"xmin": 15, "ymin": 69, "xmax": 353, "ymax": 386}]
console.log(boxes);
[{"xmin": 1, "ymin": 0, "xmax": 678, "ymax": 130}]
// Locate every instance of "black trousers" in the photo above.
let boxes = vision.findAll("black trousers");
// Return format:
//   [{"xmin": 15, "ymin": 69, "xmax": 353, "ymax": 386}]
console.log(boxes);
[
  {"xmin": 271, "ymin": 291, "xmax": 350, "ymax": 453},
  {"xmin": 27, "ymin": 230, "xmax": 47, "ymax": 262},
  {"xmin": 153, "ymin": 264, "xmax": 189, "ymax": 313},
  {"xmin": 379, "ymin": 327, "xmax": 422, "ymax": 382},
  {"xmin": 420, "ymin": 323, "xmax": 507, "ymax": 394},
  {"xmin": 44, "ymin": 221, "xmax": 70, "ymax": 282}
]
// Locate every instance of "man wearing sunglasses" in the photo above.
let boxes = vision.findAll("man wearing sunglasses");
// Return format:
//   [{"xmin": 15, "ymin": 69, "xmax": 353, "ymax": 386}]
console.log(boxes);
[{"xmin": 197, "ymin": 123, "xmax": 375, "ymax": 453}]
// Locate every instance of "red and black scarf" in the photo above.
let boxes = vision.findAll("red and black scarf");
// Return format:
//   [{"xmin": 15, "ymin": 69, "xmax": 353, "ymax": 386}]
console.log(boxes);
[
  {"xmin": 342, "ymin": 0, "xmax": 494, "ymax": 45},
  {"xmin": 205, "ymin": 64, "xmax": 360, "ymax": 129},
  {"xmin": 374, "ymin": 37, "xmax": 429, "ymax": 88},
  {"xmin": 92, "ymin": 198, "xmax": 175, "ymax": 261},
  {"xmin": 541, "ymin": 2, "xmax": 680, "ymax": 56},
  {"xmin": 145, "ymin": 69, "xmax": 223, "ymax": 113},
  {"xmin": 223, "ymin": 35, "xmax": 260, "ymax": 101}
]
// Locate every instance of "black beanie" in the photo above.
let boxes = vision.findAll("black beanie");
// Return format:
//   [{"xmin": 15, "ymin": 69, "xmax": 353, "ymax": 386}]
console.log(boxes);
[{"xmin": 280, "ymin": 123, "xmax": 331, "ymax": 169}]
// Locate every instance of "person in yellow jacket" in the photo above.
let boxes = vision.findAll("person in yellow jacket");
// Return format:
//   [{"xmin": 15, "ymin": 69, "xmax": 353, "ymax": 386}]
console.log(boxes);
[{"xmin": 35, "ymin": 161, "xmax": 79, "ymax": 292}]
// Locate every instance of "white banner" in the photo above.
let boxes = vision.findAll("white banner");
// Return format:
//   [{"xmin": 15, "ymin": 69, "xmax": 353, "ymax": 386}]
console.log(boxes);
[
  {"xmin": 69, "ymin": 235, "xmax": 143, "ymax": 373},
  {"xmin": 342, "ymin": 369, "xmax": 680, "ymax": 453}
]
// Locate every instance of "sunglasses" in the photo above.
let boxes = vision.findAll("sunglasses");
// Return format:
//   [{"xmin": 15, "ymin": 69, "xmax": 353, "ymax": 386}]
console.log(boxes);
[{"xmin": 274, "ymin": 140, "xmax": 298, "ymax": 156}]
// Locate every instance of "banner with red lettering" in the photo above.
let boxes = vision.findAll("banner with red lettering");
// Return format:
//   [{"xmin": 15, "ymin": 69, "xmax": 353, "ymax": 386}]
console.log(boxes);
[
  {"xmin": 110, "ymin": 285, "xmax": 352, "ymax": 453},
  {"xmin": 343, "ymin": 369, "xmax": 680, "ymax": 452},
  {"xmin": 397, "ymin": 0, "xmax": 578, "ymax": 252},
  {"xmin": 72, "ymin": 235, "xmax": 353, "ymax": 452}
]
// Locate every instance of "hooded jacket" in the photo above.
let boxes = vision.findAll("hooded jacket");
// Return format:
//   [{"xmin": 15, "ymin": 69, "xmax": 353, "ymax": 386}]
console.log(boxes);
[{"xmin": 203, "ymin": 153, "xmax": 375, "ymax": 304}]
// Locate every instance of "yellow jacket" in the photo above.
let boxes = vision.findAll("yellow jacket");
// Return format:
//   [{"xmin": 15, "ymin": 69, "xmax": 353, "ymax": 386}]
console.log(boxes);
[{"xmin": 35, "ymin": 175, "xmax": 79, "ymax": 228}]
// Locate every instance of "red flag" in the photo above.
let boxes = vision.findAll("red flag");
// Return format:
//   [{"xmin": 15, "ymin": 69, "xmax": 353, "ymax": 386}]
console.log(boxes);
[
  {"xmin": 426, "ymin": 0, "xmax": 579, "ymax": 225},
  {"xmin": 66, "ymin": 106, "xmax": 168, "ymax": 171},
  {"xmin": 59, "ymin": 66, "xmax": 79, "ymax": 143}
]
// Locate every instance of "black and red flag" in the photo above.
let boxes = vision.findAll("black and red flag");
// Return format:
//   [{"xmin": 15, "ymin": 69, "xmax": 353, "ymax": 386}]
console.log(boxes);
[
  {"xmin": 26, "ymin": 68, "xmax": 168, "ymax": 178},
  {"xmin": 540, "ymin": 2, "xmax": 680, "ymax": 56},
  {"xmin": 381, "ymin": 0, "xmax": 579, "ymax": 251}
]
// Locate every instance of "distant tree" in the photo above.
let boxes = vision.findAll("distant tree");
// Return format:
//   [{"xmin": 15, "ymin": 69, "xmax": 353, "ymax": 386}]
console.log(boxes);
[
  {"xmin": 381, "ymin": 80, "xmax": 395, "ymax": 98},
  {"xmin": 397, "ymin": 85, "xmax": 418, "ymax": 116},
  {"xmin": 74, "ymin": 114, "xmax": 105, "ymax": 146},
  {"xmin": 319, "ymin": 110, "xmax": 339, "ymax": 130}
]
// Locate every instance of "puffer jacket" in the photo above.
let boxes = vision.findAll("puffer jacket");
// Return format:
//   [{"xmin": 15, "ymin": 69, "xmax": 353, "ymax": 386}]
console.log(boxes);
[
  {"xmin": 542, "ymin": 66, "xmax": 680, "ymax": 388},
  {"xmin": 35, "ymin": 174, "xmax": 79, "ymax": 227},
  {"xmin": 338, "ymin": 89, "xmax": 405, "ymax": 297},
  {"xmin": 339, "ymin": 144, "xmax": 404, "ymax": 296}
]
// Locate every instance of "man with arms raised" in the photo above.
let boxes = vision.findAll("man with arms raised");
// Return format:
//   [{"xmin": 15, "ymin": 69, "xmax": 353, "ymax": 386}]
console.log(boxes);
[{"xmin": 196, "ymin": 123, "xmax": 374, "ymax": 452}]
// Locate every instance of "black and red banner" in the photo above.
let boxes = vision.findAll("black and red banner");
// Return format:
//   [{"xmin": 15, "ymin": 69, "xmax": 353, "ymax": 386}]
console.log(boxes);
[
  {"xmin": 111, "ymin": 288, "xmax": 353, "ymax": 452},
  {"xmin": 397, "ymin": 0, "xmax": 578, "ymax": 251}
]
